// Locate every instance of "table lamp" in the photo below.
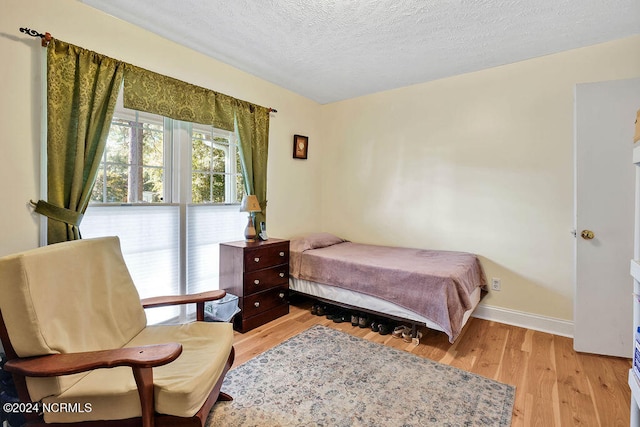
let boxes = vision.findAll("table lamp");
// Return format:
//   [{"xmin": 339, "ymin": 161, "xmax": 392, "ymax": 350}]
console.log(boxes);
[{"xmin": 240, "ymin": 195, "xmax": 261, "ymax": 242}]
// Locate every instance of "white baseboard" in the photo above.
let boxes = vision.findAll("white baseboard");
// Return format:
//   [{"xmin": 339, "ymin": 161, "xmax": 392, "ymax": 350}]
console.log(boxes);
[{"xmin": 472, "ymin": 304, "xmax": 574, "ymax": 338}]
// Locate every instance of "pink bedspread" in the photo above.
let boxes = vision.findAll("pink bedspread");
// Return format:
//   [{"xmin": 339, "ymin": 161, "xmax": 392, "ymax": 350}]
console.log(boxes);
[{"xmin": 290, "ymin": 239, "xmax": 486, "ymax": 342}]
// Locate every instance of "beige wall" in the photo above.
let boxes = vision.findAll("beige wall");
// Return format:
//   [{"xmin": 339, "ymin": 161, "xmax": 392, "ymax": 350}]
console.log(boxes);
[
  {"xmin": 0, "ymin": 0, "xmax": 323, "ymax": 256},
  {"xmin": 319, "ymin": 36, "xmax": 640, "ymax": 320}
]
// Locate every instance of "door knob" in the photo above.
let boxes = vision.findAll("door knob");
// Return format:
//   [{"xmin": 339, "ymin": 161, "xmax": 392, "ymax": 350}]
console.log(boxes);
[{"xmin": 581, "ymin": 230, "xmax": 595, "ymax": 240}]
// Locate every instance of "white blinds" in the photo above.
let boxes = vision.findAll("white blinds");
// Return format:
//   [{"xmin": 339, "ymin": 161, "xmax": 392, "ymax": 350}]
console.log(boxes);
[
  {"xmin": 81, "ymin": 205, "xmax": 181, "ymax": 324},
  {"xmin": 81, "ymin": 203, "xmax": 245, "ymax": 323},
  {"xmin": 186, "ymin": 204, "xmax": 245, "ymax": 293}
]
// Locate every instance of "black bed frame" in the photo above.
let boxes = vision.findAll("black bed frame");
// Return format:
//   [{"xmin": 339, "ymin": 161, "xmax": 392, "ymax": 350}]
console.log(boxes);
[{"xmin": 288, "ymin": 290, "xmax": 423, "ymax": 340}]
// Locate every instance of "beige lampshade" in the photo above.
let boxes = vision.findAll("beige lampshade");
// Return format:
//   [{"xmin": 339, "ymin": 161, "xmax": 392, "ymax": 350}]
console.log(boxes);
[{"xmin": 240, "ymin": 195, "xmax": 261, "ymax": 213}]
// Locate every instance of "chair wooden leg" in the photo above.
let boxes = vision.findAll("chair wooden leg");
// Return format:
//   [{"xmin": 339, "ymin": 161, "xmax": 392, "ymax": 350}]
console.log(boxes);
[
  {"xmin": 217, "ymin": 392, "xmax": 233, "ymax": 402},
  {"xmin": 132, "ymin": 366, "xmax": 155, "ymax": 427}
]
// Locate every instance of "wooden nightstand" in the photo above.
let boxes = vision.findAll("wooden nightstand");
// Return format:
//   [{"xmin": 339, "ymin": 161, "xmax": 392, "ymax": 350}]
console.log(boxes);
[{"xmin": 219, "ymin": 238, "xmax": 289, "ymax": 332}]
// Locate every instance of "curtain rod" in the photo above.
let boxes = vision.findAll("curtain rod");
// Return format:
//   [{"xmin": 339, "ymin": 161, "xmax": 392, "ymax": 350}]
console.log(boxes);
[{"xmin": 18, "ymin": 27, "xmax": 278, "ymax": 114}]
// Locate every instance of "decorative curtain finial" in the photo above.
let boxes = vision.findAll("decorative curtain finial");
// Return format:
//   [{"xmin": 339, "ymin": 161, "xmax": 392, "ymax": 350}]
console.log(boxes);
[{"xmin": 19, "ymin": 27, "xmax": 52, "ymax": 47}]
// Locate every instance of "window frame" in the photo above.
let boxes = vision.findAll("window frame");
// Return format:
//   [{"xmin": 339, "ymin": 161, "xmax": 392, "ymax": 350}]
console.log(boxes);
[
  {"xmin": 190, "ymin": 123, "xmax": 244, "ymax": 205},
  {"xmin": 91, "ymin": 109, "xmax": 172, "ymax": 206},
  {"xmin": 90, "ymin": 113, "xmax": 243, "ymax": 207}
]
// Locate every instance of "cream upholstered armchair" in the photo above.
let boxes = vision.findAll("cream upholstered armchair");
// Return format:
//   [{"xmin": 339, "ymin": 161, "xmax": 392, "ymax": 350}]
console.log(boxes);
[{"xmin": 0, "ymin": 236, "xmax": 235, "ymax": 427}]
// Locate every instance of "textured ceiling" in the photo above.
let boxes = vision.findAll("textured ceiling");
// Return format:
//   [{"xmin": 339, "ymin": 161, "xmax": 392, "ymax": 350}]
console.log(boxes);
[{"xmin": 81, "ymin": 0, "xmax": 639, "ymax": 104}]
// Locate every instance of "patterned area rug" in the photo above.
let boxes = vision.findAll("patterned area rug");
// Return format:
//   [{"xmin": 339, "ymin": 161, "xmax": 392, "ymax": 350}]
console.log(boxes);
[{"xmin": 207, "ymin": 325, "xmax": 514, "ymax": 426}]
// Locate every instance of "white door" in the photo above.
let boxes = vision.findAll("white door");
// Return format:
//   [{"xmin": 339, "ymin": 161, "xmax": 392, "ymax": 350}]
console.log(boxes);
[{"xmin": 574, "ymin": 78, "xmax": 640, "ymax": 357}]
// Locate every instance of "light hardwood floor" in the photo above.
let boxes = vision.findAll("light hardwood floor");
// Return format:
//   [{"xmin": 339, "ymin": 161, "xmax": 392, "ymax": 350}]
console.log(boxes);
[{"xmin": 230, "ymin": 298, "xmax": 632, "ymax": 427}]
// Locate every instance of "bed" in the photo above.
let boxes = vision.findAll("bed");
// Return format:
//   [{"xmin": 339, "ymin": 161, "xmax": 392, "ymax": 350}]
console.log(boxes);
[{"xmin": 288, "ymin": 233, "xmax": 487, "ymax": 343}]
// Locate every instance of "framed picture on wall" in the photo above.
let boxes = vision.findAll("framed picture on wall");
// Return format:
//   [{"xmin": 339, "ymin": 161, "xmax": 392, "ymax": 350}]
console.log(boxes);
[{"xmin": 293, "ymin": 134, "xmax": 308, "ymax": 159}]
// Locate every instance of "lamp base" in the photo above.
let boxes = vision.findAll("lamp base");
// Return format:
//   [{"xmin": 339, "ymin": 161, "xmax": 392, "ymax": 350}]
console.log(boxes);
[{"xmin": 244, "ymin": 215, "xmax": 257, "ymax": 242}]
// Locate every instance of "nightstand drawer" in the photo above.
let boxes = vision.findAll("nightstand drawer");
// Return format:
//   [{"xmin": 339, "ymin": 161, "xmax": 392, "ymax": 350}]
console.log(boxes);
[
  {"xmin": 244, "ymin": 266, "xmax": 288, "ymax": 293},
  {"xmin": 234, "ymin": 304, "xmax": 289, "ymax": 333},
  {"xmin": 242, "ymin": 287, "xmax": 288, "ymax": 318},
  {"xmin": 244, "ymin": 243, "xmax": 289, "ymax": 272}
]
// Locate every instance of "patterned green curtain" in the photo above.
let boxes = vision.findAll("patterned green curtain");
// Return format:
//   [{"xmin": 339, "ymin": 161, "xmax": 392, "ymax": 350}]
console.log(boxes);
[
  {"xmin": 123, "ymin": 64, "xmax": 235, "ymax": 131},
  {"xmin": 36, "ymin": 39, "xmax": 124, "ymax": 244},
  {"xmin": 235, "ymin": 103, "xmax": 270, "ymax": 234},
  {"xmin": 122, "ymin": 65, "xmax": 271, "ymax": 233}
]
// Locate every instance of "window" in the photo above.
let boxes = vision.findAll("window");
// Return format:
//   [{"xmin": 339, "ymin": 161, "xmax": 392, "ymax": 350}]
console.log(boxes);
[
  {"xmin": 92, "ymin": 111, "xmax": 167, "ymax": 204},
  {"xmin": 82, "ymin": 94, "xmax": 246, "ymax": 324},
  {"xmin": 191, "ymin": 127, "xmax": 244, "ymax": 204}
]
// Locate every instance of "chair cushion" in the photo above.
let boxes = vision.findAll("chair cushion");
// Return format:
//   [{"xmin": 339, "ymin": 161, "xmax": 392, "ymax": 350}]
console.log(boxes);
[
  {"xmin": 0, "ymin": 237, "xmax": 147, "ymax": 401},
  {"xmin": 41, "ymin": 322, "xmax": 234, "ymax": 423}
]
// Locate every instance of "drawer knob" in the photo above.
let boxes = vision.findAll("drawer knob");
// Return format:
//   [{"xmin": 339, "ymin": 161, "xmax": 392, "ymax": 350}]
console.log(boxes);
[
  {"xmin": 279, "ymin": 272, "xmax": 285, "ymax": 278},
  {"xmin": 254, "ymin": 301, "xmax": 260, "ymax": 308},
  {"xmin": 254, "ymin": 257, "xmax": 260, "ymax": 263},
  {"xmin": 254, "ymin": 279, "xmax": 260, "ymax": 285},
  {"xmin": 279, "ymin": 251, "xmax": 285, "ymax": 257},
  {"xmin": 278, "ymin": 292, "xmax": 285, "ymax": 299}
]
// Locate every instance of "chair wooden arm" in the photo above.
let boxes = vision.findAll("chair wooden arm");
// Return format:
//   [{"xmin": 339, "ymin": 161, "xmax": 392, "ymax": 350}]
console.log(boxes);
[
  {"xmin": 3, "ymin": 343, "xmax": 182, "ymax": 377},
  {"xmin": 4, "ymin": 343, "xmax": 182, "ymax": 427},
  {"xmin": 141, "ymin": 290, "xmax": 227, "ymax": 321},
  {"xmin": 141, "ymin": 290, "xmax": 226, "ymax": 308}
]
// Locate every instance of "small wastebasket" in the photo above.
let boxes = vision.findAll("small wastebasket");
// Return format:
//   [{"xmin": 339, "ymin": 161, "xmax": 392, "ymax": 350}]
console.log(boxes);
[{"xmin": 205, "ymin": 293, "xmax": 240, "ymax": 323}]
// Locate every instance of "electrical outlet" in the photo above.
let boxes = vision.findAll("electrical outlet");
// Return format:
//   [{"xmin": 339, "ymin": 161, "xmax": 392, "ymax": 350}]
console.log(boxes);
[{"xmin": 491, "ymin": 278, "xmax": 501, "ymax": 291}]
